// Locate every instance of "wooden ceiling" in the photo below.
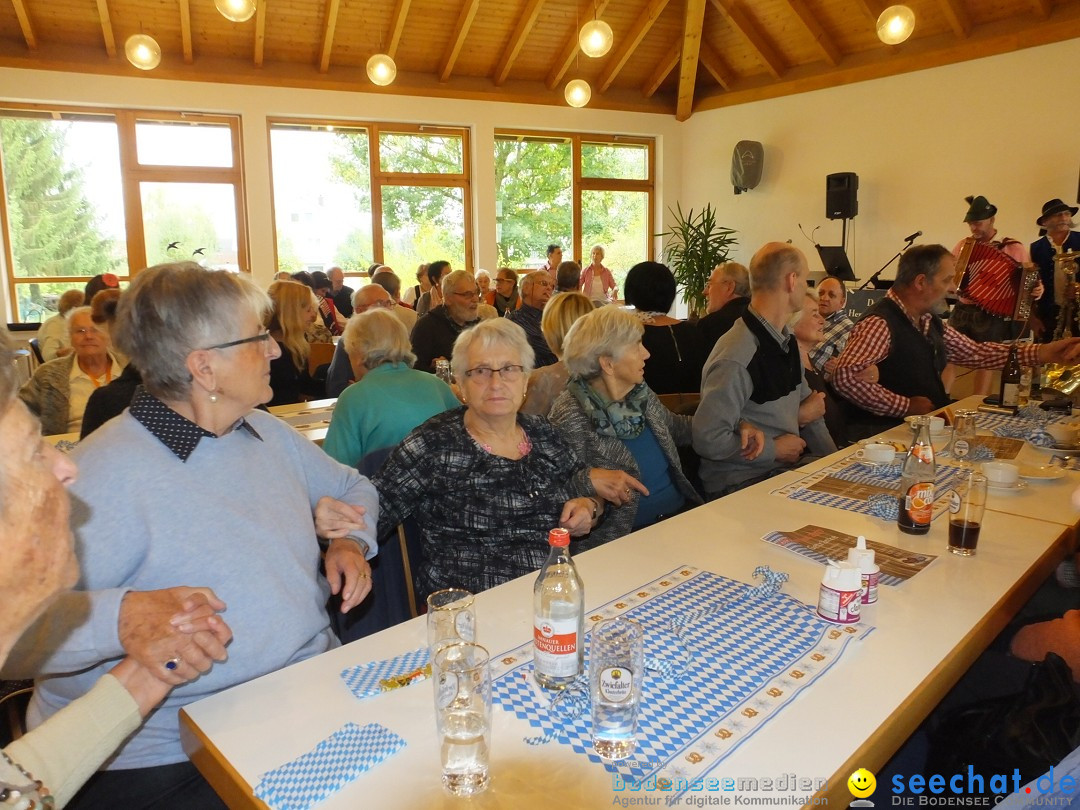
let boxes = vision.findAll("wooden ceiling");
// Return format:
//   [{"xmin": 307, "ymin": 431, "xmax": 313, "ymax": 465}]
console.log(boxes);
[{"xmin": 1, "ymin": 0, "xmax": 1079, "ymax": 119}]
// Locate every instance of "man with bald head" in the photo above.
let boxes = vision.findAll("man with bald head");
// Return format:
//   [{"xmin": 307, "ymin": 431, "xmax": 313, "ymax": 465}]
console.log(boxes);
[
  {"xmin": 697, "ymin": 261, "xmax": 750, "ymax": 349},
  {"xmin": 325, "ymin": 284, "xmax": 395, "ymax": 397},
  {"xmin": 808, "ymin": 276, "xmax": 854, "ymax": 378},
  {"xmin": 508, "ymin": 270, "xmax": 557, "ymax": 367},
  {"xmin": 693, "ymin": 243, "xmax": 835, "ymax": 498},
  {"xmin": 328, "ymin": 266, "xmax": 355, "ymax": 318}
]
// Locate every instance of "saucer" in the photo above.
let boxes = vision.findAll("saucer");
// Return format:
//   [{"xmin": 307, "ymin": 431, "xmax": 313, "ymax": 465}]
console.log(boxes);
[
  {"xmin": 1033, "ymin": 441, "xmax": 1080, "ymax": 455},
  {"xmin": 986, "ymin": 480, "xmax": 1027, "ymax": 492},
  {"xmin": 1018, "ymin": 465, "xmax": 1066, "ymax": 481}
]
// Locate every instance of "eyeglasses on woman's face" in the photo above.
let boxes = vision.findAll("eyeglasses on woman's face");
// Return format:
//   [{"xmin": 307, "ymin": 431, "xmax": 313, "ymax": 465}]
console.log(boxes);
[
  {"xmin": 463, "ymin": 364, "xmax": 524, "ymax": 382},
  {"xmin": 203, "ymin": 330, "xmax": 272, "ymax": 351}
]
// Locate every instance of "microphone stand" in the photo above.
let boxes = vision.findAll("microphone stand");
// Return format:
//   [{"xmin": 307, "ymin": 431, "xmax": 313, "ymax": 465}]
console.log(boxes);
[{"xmin": 859, "ymin": 237, "xmax": 916, "ymax": 290}]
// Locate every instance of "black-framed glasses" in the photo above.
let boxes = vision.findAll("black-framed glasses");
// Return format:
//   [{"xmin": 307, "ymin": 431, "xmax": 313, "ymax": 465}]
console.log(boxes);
[
  {"xmin": 203, "ymin": 330, "xmax": 272, "ymax": 351},
  {"xmin": 464, "ymin": 364, "xmax": 525, "ymax": 382}
]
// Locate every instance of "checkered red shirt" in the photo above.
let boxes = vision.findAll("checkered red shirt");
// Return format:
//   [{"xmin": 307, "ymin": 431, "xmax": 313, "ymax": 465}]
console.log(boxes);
[{"xmin": 833, "ymin": 290, "xmax": 1040, "ymax": 417}]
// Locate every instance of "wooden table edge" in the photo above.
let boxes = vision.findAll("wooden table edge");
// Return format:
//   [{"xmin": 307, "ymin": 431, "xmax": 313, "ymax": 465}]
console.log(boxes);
[{"xmin": 180, "ymin": 707, "xmax": 268, "ymax": 810}]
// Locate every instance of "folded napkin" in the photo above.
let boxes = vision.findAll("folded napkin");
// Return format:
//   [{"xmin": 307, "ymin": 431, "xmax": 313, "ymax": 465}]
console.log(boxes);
[
  {"xmin": 340, "ymin": 647, "xmax": 430, "ymax": 700},
  {"xmin": 992, "ymin": 423, "xmax": 1054, "ymax": 446},
  {"xmin": 966, "ymin": 443, "xmax": 996, "ymax": 460},
  {"xmin": 254, "ymin": 722, "xmax": 406, "ymax": 810},
  {"xmin": 867, "ymin": 493, "xmax": 899, "ymax": 520},
  {"xmin": 847, "ymin": 460, "xmax": 904, "ymax": 480}
]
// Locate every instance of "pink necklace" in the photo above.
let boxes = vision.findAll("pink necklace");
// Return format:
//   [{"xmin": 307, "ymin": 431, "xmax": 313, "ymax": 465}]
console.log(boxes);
[{"xmin": 468, "ymin": 425, "xmax": 532, "ymax": 458}]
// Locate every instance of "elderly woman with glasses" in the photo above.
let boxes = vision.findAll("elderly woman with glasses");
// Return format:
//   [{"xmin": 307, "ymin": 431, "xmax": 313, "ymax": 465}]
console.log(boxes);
[
  {"xmin": 16, "ymin": 262, "xmax": 379, "ymax": 808},
  {"xmin": 490, "ymin": 267, "xmax": 521, "ymax": 316},
  {"xmin": 19, "ymin": 305, "xmax": 123, "ymax": 435},
  {"xmin": 323, "ymin": 308, "xmax": 460, "ymax": 468},
  {"xmin": 549, "ymin": 306, "xmax": 709, "ymax": 547},
  {"xmin": 373, "ymin": 318, "xmax": 643, "ymax": 597}
]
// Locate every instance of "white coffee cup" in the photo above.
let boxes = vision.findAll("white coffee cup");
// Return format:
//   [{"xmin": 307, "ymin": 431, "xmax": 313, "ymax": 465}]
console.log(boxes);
[
  {"xmin": 906, "ymin": 415, "xmax": 946, "ymax": 434},
  {"xmin": 1047, "ymin": 423, "xmax": 1080, "ymax": 446},
  {"xmin": 859, "ymin": 443, "xmax": 896, "ymax": 464},
  {"xmin": 981, "ymin": 461, "xmax": 1019, "ymax": 486}
]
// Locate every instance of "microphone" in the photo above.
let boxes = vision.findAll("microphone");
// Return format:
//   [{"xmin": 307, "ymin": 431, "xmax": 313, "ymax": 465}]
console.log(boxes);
[{"xmin": 903, "ymin": 230, "xmax": 923, "ymax": 242}]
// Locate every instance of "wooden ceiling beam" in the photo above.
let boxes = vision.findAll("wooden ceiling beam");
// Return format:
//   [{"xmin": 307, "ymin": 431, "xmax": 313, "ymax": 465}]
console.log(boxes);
[
  {"xmin": 781, "ymin": 0, "xmax": 841, "ymax": 66},
  {"xmin": 95, "ymin": 0, "xmax": 116, "ymax": 58},
  {"xmin": 545, "ymin": 0, "xmax": 611, "ymax": 90},
  {"xmin": 494, "ymin": 0, "xmax": 546, "ymax": 86},
  {"xmin": 1030, "ymin": 0, "xmax": 1052, "ymax": 18},
  {"xmin": 10, "ymin": 0, "xmax": 37, "ymax": 51},
  {"xmin": 318, "ymin": 0, "xmax": 341, "ymax": 73},
  {"xmin": 178, "ymin": 0, "xmax": 193, "ymax": 64},
  {"xmin": 709, "ymin": 0, "xmax": 785, "ymax": 78},
  {"xmin": 439, "ymin": 0, "xmax": 480, "ymax": 82},
  {"xmin": 597, "ymin": 0, "xmax": 671, "ymax": 93},
  {"xmin": 938, "ymin": 0, "xmax": 972, "ymax": 38},
  {"xmin": 387, "ymin": 0, "xmax": 412, "ymax": 58},
  {"xmin": 676, "ymin": 0, "xmax": 707, "ymax": 121},
  {"xmin": 698, "ymin": 41, "xmax": 735, "ymax": 90},
  {"xmin": 642, "ymin": 41, "xmax": 680, "ymax": 98},
  {"xmin": 254, "ymin": 0, "xmax": 267, "ymax": 67},
  {"xmin": 852, "ymin": 0, "xmax": 883, "ymax": 22}
]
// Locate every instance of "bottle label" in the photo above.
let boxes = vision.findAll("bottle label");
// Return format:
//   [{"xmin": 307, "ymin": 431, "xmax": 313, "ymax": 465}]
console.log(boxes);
[
  {"xmin": 952, "ymin": 439, "xmax": 969, "ymax": 458},
  {"xmin": 1002, "ymin": 383, "xmax": 1019, "ymax": 407},
  {"xmin": 948, "ymin": 489, "xmax": 961, "ymax": 514},
  {"xmin": 598, "ymin": 667, "xmax": 633, "ymax": 703},
  {"xmin": 913, "ymin": 443, "xmax": 934, "ymax": 463},
  {"xmin": 904, "ymin": 482, "xmax": 934, "ymax": 525},
  {"xmin": 533, "ymin": 615, "xmax": 579, "ymax": 677},
  {"xmin": 454, "ymin": 610, "xmax": 475, "ymax": 642}
]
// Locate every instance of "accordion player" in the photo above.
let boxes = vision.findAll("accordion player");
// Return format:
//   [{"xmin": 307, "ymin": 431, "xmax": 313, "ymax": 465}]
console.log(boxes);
[{"xmin": 950, "ymin": 237, "xmax": 1040, "ymax": 342}]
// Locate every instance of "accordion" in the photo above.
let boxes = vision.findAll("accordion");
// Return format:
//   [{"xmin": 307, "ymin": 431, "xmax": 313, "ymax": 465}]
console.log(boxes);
[{"xmin": 953, "ymin": 237, "xmax": 1038, "ymax": 321}]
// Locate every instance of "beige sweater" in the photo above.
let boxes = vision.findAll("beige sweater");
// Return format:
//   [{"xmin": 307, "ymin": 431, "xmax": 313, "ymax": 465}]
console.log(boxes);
[{"xmin": 3, "ymin": 675, "xmax": 140, "ymax": 808}]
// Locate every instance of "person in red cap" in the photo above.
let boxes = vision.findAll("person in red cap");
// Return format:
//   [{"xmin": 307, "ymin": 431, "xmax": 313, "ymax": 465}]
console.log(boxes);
[{"xmin": 1031, "ymin": 198, "xmax": 1080, "ymax": 340}]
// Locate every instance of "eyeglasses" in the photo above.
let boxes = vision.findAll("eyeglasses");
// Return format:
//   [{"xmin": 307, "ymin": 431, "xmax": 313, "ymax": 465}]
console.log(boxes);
[
  {"xmin": 495, "ymin": 278, "xmax": 515, "ymax": 285},
  {"xmin": 203, "ymin": 330, "xmax": 272, "ymax": 351},
  {"xmin": 73, "ymin": 327, "xmax": 103, "ymax": 336},
  {"xmin": 449, "ymin": 289, "xmax": 478, "ymax": 299},
  {"xmin": 464, "ymin": 364, "xmax": 525, "ymax": 382}
]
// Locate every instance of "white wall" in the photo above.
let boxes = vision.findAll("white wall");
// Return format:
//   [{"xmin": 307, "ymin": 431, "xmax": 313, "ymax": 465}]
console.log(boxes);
[
  {"xmin": 0, "ymin": 67, "xmax": 682, "ymax": 302},
  {"xmin": 679, "ymin": 38, "xmax": 1080, "ymax": 282}
]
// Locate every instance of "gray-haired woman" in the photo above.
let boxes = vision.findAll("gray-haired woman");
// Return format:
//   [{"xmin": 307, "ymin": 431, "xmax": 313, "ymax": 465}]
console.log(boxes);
[
  {"xmin": 323, "ymin": 308, "xmax": 460, "ymax": 467},
  {"xmin": 20, "ymin": 262, "xmax": 379, "ymax": 808},
  {"xmin": 372, "ymin": 318, "xmax": 642, "ymax": 597},
  {"xmin": 549, "ymin": 306, "xmax": 709, "ymax": 547}
]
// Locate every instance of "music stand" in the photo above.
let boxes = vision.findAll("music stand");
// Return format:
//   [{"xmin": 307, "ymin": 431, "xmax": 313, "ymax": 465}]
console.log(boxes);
[{"xmin": 815, "ymin": 245, "xmax": 857, "ymax": 281}]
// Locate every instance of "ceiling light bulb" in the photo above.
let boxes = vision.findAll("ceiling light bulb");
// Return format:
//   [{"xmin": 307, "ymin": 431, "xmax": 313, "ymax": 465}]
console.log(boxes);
[
  {"xmin": 125, "ymin": 34, "xmax": 162, "ymax": 70},
  {"xmin": 367, "ymin": 53, "xmax": 398, "ymax": 86},
  {"xmin": 564, "ymin": 79, "xmax": 592, "ymax": 108},
  {"xmin": 215, "ymin": 0, "xmax": 256, "ymax": 22},
  {"xmin": 876, "ymin": 5, "xmax": 915, "ymax": 45},
  {"xmin": 578, "ymin": 19, "xmax": 613, "ymax": 58}
]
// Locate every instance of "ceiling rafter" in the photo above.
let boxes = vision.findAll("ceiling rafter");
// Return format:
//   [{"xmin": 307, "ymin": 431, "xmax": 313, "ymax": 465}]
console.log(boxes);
[
  {"xmin": 439, "ymin": 0, "xmax": 480, "ymax": 83},
  {"xmin": 318, "ymin": 0, "xmax": 341, "ymax": 73},
  {"xmin": 10, "ymin": 0, "xmax": 37, "ymax": 50},
  {"xmin": 708, "ymin": 0, "xmax": 785, "ymax": 79},
  {"xmin": 178, "ymin": 0, "xmax": 193, "ymax": 64},
  {"xmin": 698, "ymin": 41, "xmax": 735, "ymax": 90},
  {"xmin": 642, "ymin": 41, "xmax": 680, "ymax": 97},
  {"xmin": 938, "ymin": 0, "xmax": 972, "ymax": 38},
  {"xmin": 95, "ymin": 0, "xmax": 116, "ymax": 58},
  {"xmin": 1030, "ymin": 0, "xmax": 1052, "ymax": 17},
  {"xmin": 852, "ymin": 0, "xmax": 883, "ymax": 22},
  {"xmin": 494, "ymin": 0, "xmax": 546, "ymax": 86},
  {"xmin": 386, "ymin": 0, "xmax": 412, "ymax": 58},
  {"xmin": 676, "ymin": 0, "xmax": 707, "ymax": 121},
  {"xmin": 781, "ymin": 0, "xmax": 841, "ymax": 66},
  {"xmin": 597, "ymin": 0, "xmax": 672, "ymax": 93},
  {"xmin": 544, "ymin": 0, "xmax": 611, "ymax": 90},
  {"xmin": 254, "ymin": 0, "xmax": 267, "ymax": 67}
]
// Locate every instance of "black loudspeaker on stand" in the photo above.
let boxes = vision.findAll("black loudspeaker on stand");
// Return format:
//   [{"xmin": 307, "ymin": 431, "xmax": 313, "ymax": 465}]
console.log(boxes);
[{"xmin": 826, "ymin": 172, "xmax": 858, "ymax": 220}]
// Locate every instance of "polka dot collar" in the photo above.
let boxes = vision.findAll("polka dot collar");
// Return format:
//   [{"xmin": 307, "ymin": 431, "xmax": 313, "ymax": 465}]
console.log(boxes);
[{"xmin": 129, "ymin": 387, "xmax": 263, "ymax": 462}]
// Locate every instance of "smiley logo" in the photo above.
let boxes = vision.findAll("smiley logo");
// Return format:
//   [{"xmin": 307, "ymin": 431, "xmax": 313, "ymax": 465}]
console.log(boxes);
[{"xmin": 848, "ymin": 768, "xmax": 876, "ymax": 798}]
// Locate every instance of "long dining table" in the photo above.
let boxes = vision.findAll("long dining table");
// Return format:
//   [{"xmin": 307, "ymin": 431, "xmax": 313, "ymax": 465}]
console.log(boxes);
[{"xmin": 179, "ymin": 401, "xmax": 1078, "ymax": 809}]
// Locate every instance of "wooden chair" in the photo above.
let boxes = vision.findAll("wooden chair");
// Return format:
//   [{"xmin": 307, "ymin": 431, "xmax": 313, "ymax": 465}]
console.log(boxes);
[
  {"xmin": 0, "ymin": 680, "xmax": 32, "ymax": 746},
  {"xmin": 657, "ymin": 392, "xmax": 701, "ymax": 416},
  {"xmin": 307, "ymin": 342, "xmax": 336, "ymax": 377}
]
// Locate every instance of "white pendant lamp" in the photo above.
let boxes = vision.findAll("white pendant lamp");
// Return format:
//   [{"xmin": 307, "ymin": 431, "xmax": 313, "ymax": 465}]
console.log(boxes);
[
  {"xmin": 578, "ymin": 19, "xmax": 613, "ymax": 58},
  {"xmin": 876, "ymin": 5, "xmax": 915, "ymax": 45},
  {"xmin": 366, "ymin": 53, "xmax": 398, "ymax": 86},
  {"xmin": 125, "ymin": 34, "xmax": 162, "ymax": 70},
  {"xmin": 564, "ymin": 79, "xmax": 592, "ymax": 108},
  {"xmin": 215, "ymin": 0, "xmax": 256, "ymax": 23}
]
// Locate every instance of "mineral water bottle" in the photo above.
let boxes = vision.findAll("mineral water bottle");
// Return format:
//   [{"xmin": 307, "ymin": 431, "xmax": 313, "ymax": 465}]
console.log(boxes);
[
  {"xmin": 898, "ymin": 416, "xmax": 935, "ymax": 535},
  {"xmin": 590, "ymin": 616, "xmax": 644, "ymax": 760},
  {"xmin": 533, "ymin": 528, "xmax": 584, "ymax": 689}
]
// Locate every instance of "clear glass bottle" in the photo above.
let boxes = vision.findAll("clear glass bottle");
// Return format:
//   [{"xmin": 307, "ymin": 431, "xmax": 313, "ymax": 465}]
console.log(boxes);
[
  {"xmin": 898, "ymin": 416, "xmax": 935, "ymax": 535},
  {"xmin": 950, "ymin": 409, "xmax": 978, "ymax": 467},
  {"xmin": 533, "ymin": 528, "xmax": 584, "ymax": 690}
]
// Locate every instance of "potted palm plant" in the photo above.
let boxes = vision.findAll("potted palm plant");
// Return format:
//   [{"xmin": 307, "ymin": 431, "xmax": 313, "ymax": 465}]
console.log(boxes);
[{"xmin": 658, "ymin": 203, "xmax": 738, "ymax": 317}]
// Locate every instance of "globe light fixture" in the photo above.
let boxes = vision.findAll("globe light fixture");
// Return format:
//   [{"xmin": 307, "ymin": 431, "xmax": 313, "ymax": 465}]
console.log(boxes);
[
  {"xmin": 214, "ymin": 0, "xmax": 256, "ymax": 23},
  {"xmin": 125, "ymin": 34, "xmax": 162, "ymax": 70},
  {"xmin": 876, "ymin": 5, "xmax": 915, "ymax": 45},
  {"xmin": 578, "ymin": 19, "xmax": 613, "ymax": 58},
  {"xmin": 564, "ymin": 79, "xmax": 592, "ymax": 108},
  {"xmin": 366, "ymin": 53, "xmax": 398, "ymax": 86}
]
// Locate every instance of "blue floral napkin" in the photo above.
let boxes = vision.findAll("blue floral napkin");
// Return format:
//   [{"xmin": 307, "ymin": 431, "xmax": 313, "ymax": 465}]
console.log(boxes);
[
  {"xmin": 253, "ymin": 722, "xmax": 406, "ymax": 810},
  {"xmin": 340, "ymin": 647, "xmax": 430, "ymax": 700}
]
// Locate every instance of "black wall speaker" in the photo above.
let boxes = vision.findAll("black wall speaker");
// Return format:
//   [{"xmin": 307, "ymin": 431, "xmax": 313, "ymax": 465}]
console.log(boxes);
[{"xmin": 826, "ymin": 172, "xmax": 859, "ymax": 220}]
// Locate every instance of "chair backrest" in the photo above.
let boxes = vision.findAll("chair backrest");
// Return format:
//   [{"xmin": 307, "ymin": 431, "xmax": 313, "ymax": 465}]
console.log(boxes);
[
  {"xmin": 308, "ymin": 342, "xmax": 336, "ymax": 376},
  {"xmin": 0, "ymin": 681, "xmax": 33, "ymax": 745},
  {"xmin": 28, "ymin": 338, "xmax": 44, "ymax": 364},
  {"xmin": 658, "ymin": 391, "xmax": 701, "ymax": 416}
]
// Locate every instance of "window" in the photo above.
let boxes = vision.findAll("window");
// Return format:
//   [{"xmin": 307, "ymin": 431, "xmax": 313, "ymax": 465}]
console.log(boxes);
[
  {"xmin": 269, "ymin": 121, "xmax": 472, "ymax": 280},
  {"xmin": 0, "ymin": 106, "xmax": 246, "ymax": 322},
  {"xmin": 494, "ymin": 131, "xmax": 654, "ymax": 291}
]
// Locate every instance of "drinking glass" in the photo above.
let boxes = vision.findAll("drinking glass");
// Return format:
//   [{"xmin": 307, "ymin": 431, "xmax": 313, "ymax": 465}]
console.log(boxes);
[
  {"xmin": 589, "ymin": 616, "xmax": 644, "ymax": 760},
  {"xmin": 950, "ymin": 409, "xmax": 978, "ymax": 465},
  {"xmin": 433, "ymin": 643, "xmax": 491, "ymax": 797},
  {"xmin": 427, "ymin": 588, "xmax": 475, "ymax": 655},
  {"xmin": 948, "ymin": 472, "xmax": 987, "ymax": 556}
]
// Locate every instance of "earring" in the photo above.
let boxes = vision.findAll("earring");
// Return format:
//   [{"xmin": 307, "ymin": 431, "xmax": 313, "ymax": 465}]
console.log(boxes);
[{"xmin": 209, "ymin": 392, "xmax": 218, "ymax": 403}]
